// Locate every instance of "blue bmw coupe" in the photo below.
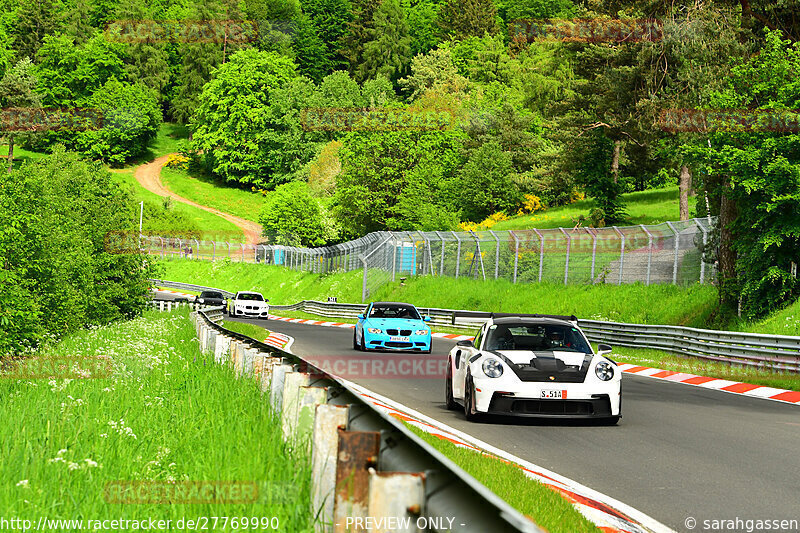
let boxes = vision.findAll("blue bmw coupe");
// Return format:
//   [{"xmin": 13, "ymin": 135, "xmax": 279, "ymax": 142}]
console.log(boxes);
[{"xmin": 354, "ymin": 302, "xmax": 432, "ymax": 353}]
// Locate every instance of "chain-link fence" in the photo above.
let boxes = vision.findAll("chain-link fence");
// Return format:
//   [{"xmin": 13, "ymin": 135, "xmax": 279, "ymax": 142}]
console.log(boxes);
[{"xmin": 140, "ymin": 218, "xmax": 717, "ymax": 301}]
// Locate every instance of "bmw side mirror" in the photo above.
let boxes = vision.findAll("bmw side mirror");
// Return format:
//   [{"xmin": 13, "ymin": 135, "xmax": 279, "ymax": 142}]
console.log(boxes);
[
  {"xmin": 597, "ymin": 343, "xmax": 613, "ymax": 356},
  {"xmin": 456, "ymin": 340, "xmax": 473, "ymax": 347},
  {"xmin": 423, "ymin": 316, "xmax": 431, "ymax": 322},
  {"xmin": 357, "ymin": 314, "xmax": 365, "ymax": 319}
]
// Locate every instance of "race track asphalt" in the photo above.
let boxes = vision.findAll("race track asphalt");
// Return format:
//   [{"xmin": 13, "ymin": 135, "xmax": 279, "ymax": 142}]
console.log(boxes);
[{"xmin": 230, "ymin": 316, "xmax": 800, "ymax": 532}]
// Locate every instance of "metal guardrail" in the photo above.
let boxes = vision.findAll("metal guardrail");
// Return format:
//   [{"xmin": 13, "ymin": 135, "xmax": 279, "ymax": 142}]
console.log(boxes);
[
  {"xmin": 192, "ymin": 308, "xmax": 542, "ymax": 533},
  {"xmin": 150, "ymin": 278, "xmax": 235, "ymax": 298},
  {"xmin": 154, "ymin": 279, "xmax": 800, "ymax": 372},
  {"xmin": 272, "ymin": 301, "xmax": 800, "ymax": 372}
]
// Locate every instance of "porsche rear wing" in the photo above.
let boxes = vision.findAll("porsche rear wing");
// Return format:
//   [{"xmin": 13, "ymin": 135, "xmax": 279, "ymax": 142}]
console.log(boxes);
[{"xmin": 449, "ymin": 310, "xmax": 579, "ymax": 326}]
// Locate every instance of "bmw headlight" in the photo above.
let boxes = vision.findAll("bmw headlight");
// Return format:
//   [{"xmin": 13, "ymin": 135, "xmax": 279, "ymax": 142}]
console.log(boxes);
[
  {"xmin": 198, "ymin": 298, "xmax": 205, "ymax": 303},
  {"xmin": 367, "ymin": 328, "xmax": 382, "ymax": 334},
  {"xmin": 414, "ymin": 330, "xmax": 428, "ymax": 336},
  {"xmin": 595, "ymin": 361, "xmax": 614, "ymax": 381},
  {"xmin": 482, "ymin": 358, "xmax": 504, "ymax": 378}
]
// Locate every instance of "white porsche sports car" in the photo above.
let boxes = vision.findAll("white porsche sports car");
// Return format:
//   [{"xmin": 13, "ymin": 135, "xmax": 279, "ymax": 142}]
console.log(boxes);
[
  {"xmin": 445, "ymin": 314, "xmax": 621, "ymax": 424},
  {"xmin": 228, "ymin": 291, "xmax": 270, "ymax": 318}
]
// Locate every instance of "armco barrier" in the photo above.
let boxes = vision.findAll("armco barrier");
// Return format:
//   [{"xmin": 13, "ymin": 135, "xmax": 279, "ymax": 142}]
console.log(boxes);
[
  {"xmin": 152, "ymin": 280, "xmax": 800, "ymax": 372},
  {"xmin": 190, "ymin": 307, "xmax": 542, "ymax": 533}
]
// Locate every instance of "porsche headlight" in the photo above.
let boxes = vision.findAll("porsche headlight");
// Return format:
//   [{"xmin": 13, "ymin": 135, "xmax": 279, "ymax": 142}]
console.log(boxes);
[
  {"xmin": 482, "ymin": 358, "xmax": 504, "ymax": 378},
  {"xmin": 414, "ymin": 330, "xmax": 428, "ymax": 336},
  {"xmin": 367, "ymin": 328, "xmax": 382, "ymax": 334},
  {"xmin": 198, "ymin": 298, "xmax": 205, "ymax": 303},
  {"xmin": 595, "ymin": 361, "xmax": 614, "ymax": 381}
]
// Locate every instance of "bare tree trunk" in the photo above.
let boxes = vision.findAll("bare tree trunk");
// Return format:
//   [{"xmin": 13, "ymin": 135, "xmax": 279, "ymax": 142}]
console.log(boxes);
[
  {"xmin": 611, "ymin": 139, "xmax": 620, "ymax": 183},
  {"xmin": 718, "ymin": 177, "xmax": 739, "ymax": 310},
  {"xmin": 6, "ymin": 135, "xmax": 13, "ymax": 173},
  {"xmin": 679, "ymin": 165, "xmax": 691, "ymax": 220}
]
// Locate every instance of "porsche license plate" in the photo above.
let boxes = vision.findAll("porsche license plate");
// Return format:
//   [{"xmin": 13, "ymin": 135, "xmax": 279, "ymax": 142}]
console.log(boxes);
[
  {"xmin": 540, "ymin": 389, "xmax": 566, "ymax": 399},
  {"xmin": 390, "ymin": 336, "xmax": 410, "ymax": 342}
]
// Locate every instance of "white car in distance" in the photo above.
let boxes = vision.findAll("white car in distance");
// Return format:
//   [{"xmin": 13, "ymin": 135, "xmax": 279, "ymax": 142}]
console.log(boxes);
[{"xmin": 228, "ymin": 291, "xmax": 270, "ymax": 318}]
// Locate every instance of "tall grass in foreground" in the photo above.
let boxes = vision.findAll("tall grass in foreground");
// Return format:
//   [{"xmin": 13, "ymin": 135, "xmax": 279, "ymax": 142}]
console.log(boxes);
[{"xmin": 0, "ymin": 310, "xmax": 313, "ymax": 531}]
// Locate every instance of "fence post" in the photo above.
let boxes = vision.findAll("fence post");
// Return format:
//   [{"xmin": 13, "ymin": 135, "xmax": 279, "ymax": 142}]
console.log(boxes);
[
  {"xmin": 451, "ymin": 231, "xmax": 461, "ymax": 279},
  {"xmin": 695, "ymin": 218, "xmax": 708, "ymax": 284},
  {"xmin": 241, "ymin": 243, "xmax": 245, "ymax": 263},
  {"xmin": 640, "ymin": 225, "xmax": 654, "ymax": 286},
  {"xmin": 225, "ymin": 241, "xmax": 230, "ymax": 259},
  {"xmin": 533, "ymin": 229, "xmax": 544, "ymax": 282},
  {"xmin": 194, "ymin": 239, "xmax": 200, "ymax": 260},
  {"xmin": 666, "ymin": 221, "xmax": 679, "ymax": 285},
  {"xmin": 585, "ymin": 228, "xmax": 597, "ymax": 283},
  {"xmin": 489, "ymin": 230, "xmax": 500, "ymax": 279},
  {"xmin": 613, "ymin": 226, "xmax": 625, "ymax": 285},
  {"xmin": 391, "ymin": 236, "xmax": 398, "ymax": 282},
  {"xmin": 159, "ymin": 236, "xmax": 164, "ymax": 259},
  {"xmin": 511, "ymin": 231, "xmax": 520, "ymax": 283},
  {"xmin": 177, "ymin": 238, "xmax": 182, "ymax": 259},
  {"xmin": 559, "ymin": 227, "xmax": 571, "ymax": 285},
  {"xmin": 435, "ymin": 231, "xmax": 445, "ymax": 276},
  {"xmin": 468, "ymin": 230, "xmax": 486, "ymax": 281},
  {"xmin": 361, "ymin": 256, "xmax": 368, "ymax": 302}
]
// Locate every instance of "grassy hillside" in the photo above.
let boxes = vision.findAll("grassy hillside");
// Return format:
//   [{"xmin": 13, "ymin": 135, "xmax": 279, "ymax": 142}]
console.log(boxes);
[
  {"xmin": 161, "ymin": 167, "xmax": 265, "ymax": 223},
  {"xmin": 156, "ymin": 258, "xmax": 718, "ymax": 327},
  {"xmin": 492, "ymin": 187, "xmax": 698, "ymax": 231}
]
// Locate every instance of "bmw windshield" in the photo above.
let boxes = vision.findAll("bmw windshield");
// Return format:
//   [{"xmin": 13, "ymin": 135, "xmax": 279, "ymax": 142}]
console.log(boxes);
[
  {"xmin": 237, "ymin": 293, "xmax": 264, "ymax": 301},
  {"xmin": 484, "ymin": 323, "xmax": 592, "ymax": 354},
  {"xmin": 368, "ymin": 304, "xmax": 421, "ymax": 320}
]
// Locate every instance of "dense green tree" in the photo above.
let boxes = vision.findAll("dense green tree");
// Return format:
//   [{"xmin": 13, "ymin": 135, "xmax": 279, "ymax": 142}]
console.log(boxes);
[
  {"xmin": 360, "ymin": 0, "xmax": 411, "ymax": 82},
  {"xmin": 292, "ymin": 13, "xmax": 331, "ymax": 82},
  {"xmin": 191, "ymin": 49, "xmax": 312, "ymax": 187},
  {"xmin": 402, "ymin": 0, "xmax": 439, "ymax": 57},
  {"xmin": 114, "ymin": 0, "xmax": 172, "ymax": 98},
  {"xmin": 334, "ymin": 129, "xmax": 465, "ymax": 234},
  {"xmin": 0, "ymin": 147, "xmax": 156, "ymax": 355},
  {"xmin": 259, "ymin": 181, "xmax": 331, "ymax": 246},
  {"xmin": 683, "ymin": 30, "xmax": 800, "ymax": 318},
  {"xmin": 76, "ymin": 78, "xmax": 162, "ymax": 165},
  {"xmin": 0, "ymin": 58, "xmax": 41, "ymax": 171},
  {"xmin": 451, "ymin": 140, "xmax": 521, "ymax": 221},
  {"xmin": 399, "ymin": 46, "xmax": 470, "ymax": 100},
  {"xmin": 339, "ymin": 0, "xmax": 381, "ymax": 79},
  {"xmin": 302, "ymin": 0, "xmax": 352, "ymax": 71},
  {"xmin": 436, "ymin": 0, "xmax": 497, "ymax": 40},
  {"xmin": 11, "ymin": 0, "xmax": 63, "ymax": 61}
]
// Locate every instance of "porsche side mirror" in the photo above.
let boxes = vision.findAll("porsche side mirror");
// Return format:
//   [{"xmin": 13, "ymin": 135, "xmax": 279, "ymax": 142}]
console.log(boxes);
[
  {"xmin": 423, "ymin": 315, "xmax": 432, "ymax": 322},
  {"xmin": 597, "ymin": 343, "xmax": 613, "ymax": 356},
  {"xmin": 456, "ymin": 340, "xmax": 473, "ymax": 347},
  {"xmin": 357, "ymin": 314, "xmax": 365, "ymax": 320}
]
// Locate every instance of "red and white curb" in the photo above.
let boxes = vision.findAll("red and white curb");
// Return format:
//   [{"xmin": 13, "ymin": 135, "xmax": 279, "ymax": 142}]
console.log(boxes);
[
  {"xmin": 343, "ymin": 380, "xmax": 672, "ymax": 533},
  {"xmin": 616, "ymin": 363, "xmax": 800, "ymax": 405},
  {"xmin": 263, "ymin": 331, "xmax": 293, "ymax": 352},
  {"xmin": 266, "ymin": 314, "xmax": 474, "ymax": 341}
]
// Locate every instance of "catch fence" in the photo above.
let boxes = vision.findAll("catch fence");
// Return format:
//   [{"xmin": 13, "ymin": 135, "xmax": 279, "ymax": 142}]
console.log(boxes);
[{"xmin": 140, "ymin": 218, "xmax": 717, "ymax": 301}]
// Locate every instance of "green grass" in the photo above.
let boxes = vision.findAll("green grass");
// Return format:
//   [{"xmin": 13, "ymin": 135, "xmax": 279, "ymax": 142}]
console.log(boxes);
[
  {"xmin": 161, "ymin": 167, "xmax": 265, "ymax": 224},
  {"xmin": 121, "ymin": 123, "xmax": 191, "ymax": 168},
  {"xmin": 405, "ymin": 425, "xmax": 599, "ymax": 533},
  {"xmin": 0, "ymin": 144, "xmax": 50, "ymax": 170},
  {"xmin": 739, "ymin": 298, "xmax": 800, "ymax": 337},
  {"xmin": 493, "ymin": 186, "xmax": 698, "ymax": 230},
  {"xmin": 110, "ymin": 169, "xmax": 244, "ymax": 240},
  {"xmin": 222, "ymin": 320, "xmax": 272, "ymax": 341},
  {"xmin": 156, "ymin": 258, "xmax": 719, "ymax": 327},
  {"xmin": 597, "ymin": 344, "xmax": 799, "ymax": 391},
  {"xmin": 0, "ymin": 309, "xmax": 313, "ymax": 530}
]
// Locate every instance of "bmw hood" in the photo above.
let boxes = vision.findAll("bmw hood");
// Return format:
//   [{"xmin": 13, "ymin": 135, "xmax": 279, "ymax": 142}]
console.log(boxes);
[{"xmin": 365, "ymin": 318, "xmax": 425, "ymax": 329}]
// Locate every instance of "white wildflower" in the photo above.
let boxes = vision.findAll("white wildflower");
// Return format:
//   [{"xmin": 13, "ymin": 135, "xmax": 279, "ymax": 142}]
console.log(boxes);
[{"xmin": 16, "ymin": 480, "xmax": 29, "ymax": 488}]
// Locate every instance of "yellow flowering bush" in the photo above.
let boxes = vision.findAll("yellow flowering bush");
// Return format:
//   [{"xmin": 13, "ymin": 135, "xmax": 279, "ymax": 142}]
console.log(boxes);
[{"xmin": 165, "ymin": 153, "xmax": 190, "ymax": 170}]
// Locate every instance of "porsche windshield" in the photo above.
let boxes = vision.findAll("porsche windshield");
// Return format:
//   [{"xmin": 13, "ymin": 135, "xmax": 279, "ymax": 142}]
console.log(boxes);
[
  {"xmin": 484, "ymin": 323, "xmax": 592, "ymax": 353},
  {"xmin": 369, "ymin": 304, "xmax": 420, "ymax": 320}
]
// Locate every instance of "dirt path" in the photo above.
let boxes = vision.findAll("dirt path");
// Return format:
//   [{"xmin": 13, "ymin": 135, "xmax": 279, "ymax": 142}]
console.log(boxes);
[{"xmin": 134, "ymin": 154, "xmax": 263, "ymax": 245}]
